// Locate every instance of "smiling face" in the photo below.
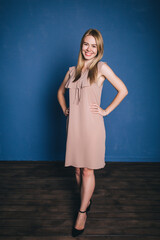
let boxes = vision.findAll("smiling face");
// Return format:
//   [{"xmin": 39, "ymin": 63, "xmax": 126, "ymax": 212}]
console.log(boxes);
[{"xmin": 82, "ymin": 35, "xmax": 98, "ymax": 61}]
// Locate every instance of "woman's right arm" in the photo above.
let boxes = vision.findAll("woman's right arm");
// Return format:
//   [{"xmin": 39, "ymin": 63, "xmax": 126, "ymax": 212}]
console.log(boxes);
[{"xmin": 57, "ymin": 70, "xmax": 70, "ymax": 116}]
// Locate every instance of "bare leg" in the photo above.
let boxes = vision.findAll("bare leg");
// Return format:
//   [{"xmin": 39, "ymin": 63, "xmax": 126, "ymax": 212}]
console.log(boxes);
[
  {"xmin": 74, "ymin": 167, "xmax": 95, "ymax": 230},
  {"xmin": 75, "ymin": 167, "xmax": 82, "ymax": 192}
]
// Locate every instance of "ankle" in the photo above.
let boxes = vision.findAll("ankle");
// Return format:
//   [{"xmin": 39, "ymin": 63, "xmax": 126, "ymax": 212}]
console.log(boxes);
[{"xmin": 79, "ymin": 209, "xmax": 86, "ymax": 213}]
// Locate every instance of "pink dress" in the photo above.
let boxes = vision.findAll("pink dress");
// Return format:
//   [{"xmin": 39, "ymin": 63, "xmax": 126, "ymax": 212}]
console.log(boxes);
[{"xmin": 64, "ymin": 61, "xmax": 106, "ymax": 169}]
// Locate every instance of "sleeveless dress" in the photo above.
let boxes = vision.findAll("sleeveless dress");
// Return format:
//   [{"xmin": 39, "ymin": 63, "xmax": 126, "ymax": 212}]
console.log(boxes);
[{"xmin": 64, "ymin": 61, "xmax": 106, "ymax": 169}]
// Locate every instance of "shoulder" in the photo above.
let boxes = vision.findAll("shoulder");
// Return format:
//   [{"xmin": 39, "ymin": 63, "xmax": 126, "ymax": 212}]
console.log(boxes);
[
  {"xmin": 66, "ymin": 66, "xmax": 76, "ymax": 78},
  {"xmin": 69, "ymin": 66, "xmax": 76, "ymax": 72},
  {"xmin": 97, "ymin": 61, "xmax": 108, "ymax": 71},
  {"xmin": 97, "ymin": 61, "xmax": 108, "ymax": 81}
]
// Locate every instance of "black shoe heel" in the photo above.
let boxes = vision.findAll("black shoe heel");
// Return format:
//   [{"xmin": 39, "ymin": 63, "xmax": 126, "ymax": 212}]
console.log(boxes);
[{"xmin": 86, "ymin": 199, "xmax": 92, "ymax": 212}]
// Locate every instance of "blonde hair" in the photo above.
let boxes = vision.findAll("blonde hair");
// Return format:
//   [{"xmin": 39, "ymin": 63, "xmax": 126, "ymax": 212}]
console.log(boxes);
[{"xmin": 73, "ymin": 28, "xmax": 104, "ymax": 85}]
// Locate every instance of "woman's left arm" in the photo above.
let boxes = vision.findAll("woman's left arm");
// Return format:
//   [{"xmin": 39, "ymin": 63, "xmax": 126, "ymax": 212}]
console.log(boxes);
[
  {"xmin": 90, "ymin": 62, "xmax": 128, "ymax": 116},
  {"xmin": 102, "ymin": 63, "xmax": 129, "ymax": 116}
]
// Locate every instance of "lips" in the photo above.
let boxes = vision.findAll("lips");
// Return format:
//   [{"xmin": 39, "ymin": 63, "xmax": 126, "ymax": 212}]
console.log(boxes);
[{"xmin": 85, "ymin": 52, "xmax": 92, "ymax": 56}]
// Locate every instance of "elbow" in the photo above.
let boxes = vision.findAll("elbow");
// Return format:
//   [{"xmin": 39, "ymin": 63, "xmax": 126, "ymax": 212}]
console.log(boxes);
[
  {"xmin": 125, "ymin": 89, "xmax": 128, "ymax": 96},
  {"xmin": 119, "ymin": 88, "xmax": 128, "ymax": 96},
  {"xmin": 57, "ymin": 89, "xmax": 65, "ymax": 99},
  {"xmin": 57, "ymin": 90, "xmax": 60, "ymax": 98},
  {"xmin": 123, "ymin": 87, "xmax": 128, "ymax": 96},
  {"xmin": 57, "ymin": 90, "xmax": 61, "ymax": 100}
]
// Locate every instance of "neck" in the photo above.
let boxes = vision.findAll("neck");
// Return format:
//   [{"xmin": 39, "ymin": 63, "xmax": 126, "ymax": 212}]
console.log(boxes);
[{"xmin": 84, "ymin": 59, "xmax": 93, "ymax": 68}]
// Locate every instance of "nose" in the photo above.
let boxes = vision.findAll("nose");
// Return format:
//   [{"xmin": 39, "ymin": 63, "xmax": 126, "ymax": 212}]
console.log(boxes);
[{"xmin": 87, "ymin": 45, "xmax": 92, "ymax": 51}]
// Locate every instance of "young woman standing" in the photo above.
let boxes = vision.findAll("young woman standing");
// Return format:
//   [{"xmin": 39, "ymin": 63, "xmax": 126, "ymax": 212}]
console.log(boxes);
[{"xmin": 57, "ymin": 28, "xmax": 128, "ymax": 237}]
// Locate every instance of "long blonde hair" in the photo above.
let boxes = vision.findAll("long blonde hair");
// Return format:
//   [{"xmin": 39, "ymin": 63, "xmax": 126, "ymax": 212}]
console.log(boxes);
[{"xmin": 73, "ymin": 29, "xmax": 104, "ymax": 85}]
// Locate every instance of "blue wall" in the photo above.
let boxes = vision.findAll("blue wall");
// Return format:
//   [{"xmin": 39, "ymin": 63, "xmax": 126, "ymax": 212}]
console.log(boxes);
[{"xmin": 0, "ymin": 0, "xmax": 160, "ymax": 161}]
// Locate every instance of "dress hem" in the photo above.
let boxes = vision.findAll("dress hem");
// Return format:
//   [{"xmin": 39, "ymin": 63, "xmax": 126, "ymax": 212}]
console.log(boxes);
[{"xmin": 64, "ymin": 163, "xmax": 106, "ymax": 170}]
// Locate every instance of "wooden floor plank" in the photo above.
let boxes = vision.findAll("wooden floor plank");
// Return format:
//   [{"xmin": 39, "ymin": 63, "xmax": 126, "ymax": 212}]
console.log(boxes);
[
  {"xmin": 0, "ymin": 161, "xmax": 159, "ymax": 239},
  {"xmin": 0, "ymin": 237, "xmax": 160, "ymax": 240},
  {"xmin": 0, "ymin": 210, "xmax": 159, "ymax": 218}
]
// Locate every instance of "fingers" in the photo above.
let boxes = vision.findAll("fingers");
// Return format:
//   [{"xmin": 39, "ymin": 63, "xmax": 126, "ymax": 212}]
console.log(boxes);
[
  {"xmin": 65, "ymin": 107, "xmax": 69, "ymax": 116},
  {"xmin": 90, "ymin": 103, "xmax": 99, "ymax": 113},
  {"xmin": 90, "ymin": 103, "xmax": 103, "ymax": 116}
]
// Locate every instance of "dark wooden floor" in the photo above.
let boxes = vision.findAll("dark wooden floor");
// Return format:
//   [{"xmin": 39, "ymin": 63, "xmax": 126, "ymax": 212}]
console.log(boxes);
[{"xmin": 0, "ymin": 161, "xmax": 160, "ymax": 240}]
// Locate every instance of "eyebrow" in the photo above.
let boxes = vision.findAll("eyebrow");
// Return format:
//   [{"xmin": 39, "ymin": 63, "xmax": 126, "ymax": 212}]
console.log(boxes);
[{"xmin": 83, "ymin": 41, "xmax": 97, "ymax": 45}]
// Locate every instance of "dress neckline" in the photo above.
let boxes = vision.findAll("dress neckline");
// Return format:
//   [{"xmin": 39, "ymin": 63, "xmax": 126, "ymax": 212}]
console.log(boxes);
[{"xmin": 81, "ymin": 68, "xmax": 89, "ymax": 75}]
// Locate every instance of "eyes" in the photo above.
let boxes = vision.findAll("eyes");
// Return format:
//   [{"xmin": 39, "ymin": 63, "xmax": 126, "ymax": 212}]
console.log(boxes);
[{"xmin": 83, "ymin": 43, "xmax": 97, "ymax": 48}]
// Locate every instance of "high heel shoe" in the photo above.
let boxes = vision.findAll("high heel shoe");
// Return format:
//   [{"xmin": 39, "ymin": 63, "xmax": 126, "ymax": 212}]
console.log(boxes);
[
  {"xmin": 86, "ymin": 198, "xmax": 92, "ymax": 212},
  {"xmin": 72, "ymin": 209, "xmax": 87, "ymax": 237}
]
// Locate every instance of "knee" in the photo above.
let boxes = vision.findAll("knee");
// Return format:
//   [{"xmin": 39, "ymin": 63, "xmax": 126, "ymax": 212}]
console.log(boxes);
[{"xmin": 82, "ymin": 168, "xmax": 94, "ymax": 177}]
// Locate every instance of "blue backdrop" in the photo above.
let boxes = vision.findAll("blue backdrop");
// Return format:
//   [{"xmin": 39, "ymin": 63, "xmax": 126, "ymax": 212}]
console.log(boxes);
[{"xmin": 0, "ymin": 0, "xmax": 160, "ymax": 162}]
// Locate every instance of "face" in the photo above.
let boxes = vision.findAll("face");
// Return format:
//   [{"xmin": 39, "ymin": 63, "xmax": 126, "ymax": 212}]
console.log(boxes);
[{"xmin": 82, "ymin": 35, "xmax": 98, "ymax": 60}]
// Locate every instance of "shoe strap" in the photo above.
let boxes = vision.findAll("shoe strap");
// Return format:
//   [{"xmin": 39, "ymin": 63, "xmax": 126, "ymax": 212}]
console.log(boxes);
[{"xmin": 79, "ymin": 209, "xmax": 86, "ymax": 213}]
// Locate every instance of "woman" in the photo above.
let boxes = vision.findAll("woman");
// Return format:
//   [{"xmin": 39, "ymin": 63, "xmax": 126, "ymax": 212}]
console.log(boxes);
[{"xmin": 57, "ymin": 28, "xmax": 128, "ymax": 237}]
